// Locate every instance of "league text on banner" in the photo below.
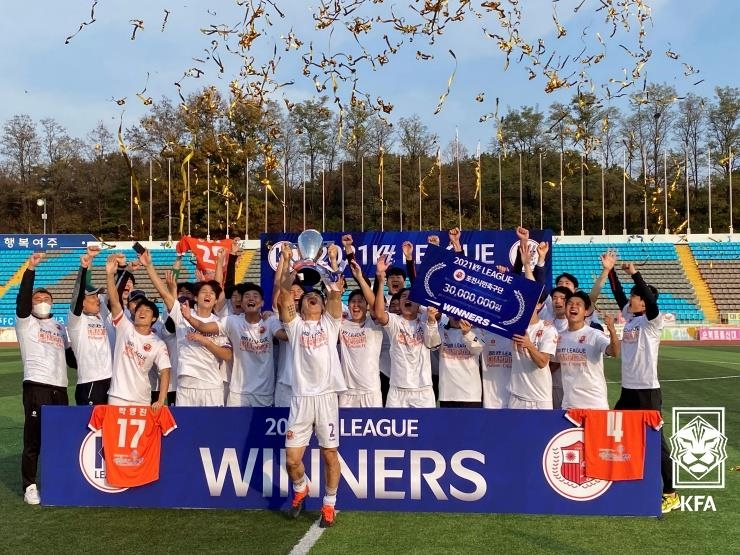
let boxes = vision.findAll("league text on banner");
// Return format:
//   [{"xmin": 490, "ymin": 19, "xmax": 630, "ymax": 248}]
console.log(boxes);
[{"xmin": 408, "ymin": 245, "xmax": 544, "ymax": 339}]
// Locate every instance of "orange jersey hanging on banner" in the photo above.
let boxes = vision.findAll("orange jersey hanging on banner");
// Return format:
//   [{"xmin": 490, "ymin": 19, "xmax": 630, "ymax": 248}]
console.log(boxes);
[
  {"xmin": 88, "ymin": 405, "xmax": 177, "ymax": 488},
  {"xmin": 565, "ymin": 409, "xmax": 663, "ymax": 481},
  {"xmin": 175, "ymin": 235, "xmax": 232, "ymax": 276}
]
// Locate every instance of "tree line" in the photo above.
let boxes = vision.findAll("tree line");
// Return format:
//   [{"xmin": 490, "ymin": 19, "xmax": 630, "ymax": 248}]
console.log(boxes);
[{"xmin": 1, "ymin": 82, "xmax": 739, "ymax": 239}]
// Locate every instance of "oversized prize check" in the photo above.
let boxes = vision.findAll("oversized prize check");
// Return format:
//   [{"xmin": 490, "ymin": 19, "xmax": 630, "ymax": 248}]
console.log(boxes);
[{"xmin": 409, "ymin": 245, "xmax": 544, "ymax": 339}]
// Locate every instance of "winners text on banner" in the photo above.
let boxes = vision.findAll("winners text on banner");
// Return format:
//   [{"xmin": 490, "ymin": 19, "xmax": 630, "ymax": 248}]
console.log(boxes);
[{"xmin": 41, "ymin": 406, "xmax": 660, "ymax": 517}]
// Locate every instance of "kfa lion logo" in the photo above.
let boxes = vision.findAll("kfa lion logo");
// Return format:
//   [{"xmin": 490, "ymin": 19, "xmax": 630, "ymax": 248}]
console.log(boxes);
[{"xmin": 670, "ymin": 412, "xmax": 727, "ymax": 486}]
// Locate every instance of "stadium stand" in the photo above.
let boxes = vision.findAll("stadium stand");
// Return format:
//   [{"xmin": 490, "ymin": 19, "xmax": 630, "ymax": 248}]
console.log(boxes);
[
  {"xmin": 691, "ymin": 242, "xmax": 740, "ymax": 316},
  {"xmin": 2, "ymin": 237, "xmax": 739, "ymax": 327}
]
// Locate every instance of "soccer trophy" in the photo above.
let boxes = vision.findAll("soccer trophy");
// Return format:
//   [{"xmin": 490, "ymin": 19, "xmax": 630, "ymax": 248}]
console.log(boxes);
[{"xmin": 290, "ymin": 229, "xmax": 346, "ymax": 287}]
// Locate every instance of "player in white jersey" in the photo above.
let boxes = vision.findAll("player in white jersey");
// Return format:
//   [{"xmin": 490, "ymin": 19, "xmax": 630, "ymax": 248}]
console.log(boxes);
[
  {"xmin": 191, "ymin": 283, "xmax": 287, "ymax": 406},
  {"xmin": 555, "ymin": 291, "xmax": 619, "ymax": 409},
  {"xmin": 373, "ymin": 255, "xmax": 441, "ymax": 408},
  {"xmin": 16, "ymin": 252, "xmax": 74, "ymax": 504},
  {"xmin": 277, "ymin": 241, "xmax": 346, "ymax": 529},
  {"xmin": 143, "ymin": 249, "xmax": 232, "ymax": 407},
  {"xmin": 548, "ymin": 286, "xmax": 571, "ymax": 408},
  {"xmin": 508, "ymin": 292, "xmax": 559, "ymax": 409},
  {"xmin": 438, "ymin": 317, "xmax": 483, "ymax": 407},
  {"xmin": 338, "ymin": 260, "xmax": 384, "ymax": 407},
  {"xmin": 104, "ymin": 253, "xmax": 172, "ymax": 408},
  {"xmin": 67, "ymin": 246, "xmax": 112, "ymax": 405},
  {"xmin": 606, "ymin": 255, "xmax": 678, "ymax": 513},
  {"xmin": 469, "ymin": 329, "xmax": 512, "ymax": 408}
]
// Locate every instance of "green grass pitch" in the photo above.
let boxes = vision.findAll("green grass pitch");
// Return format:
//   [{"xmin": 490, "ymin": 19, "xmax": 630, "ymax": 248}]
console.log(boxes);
[{"xmin": 0, "ymin": 345, "xmax": 738, "ymax": 554}]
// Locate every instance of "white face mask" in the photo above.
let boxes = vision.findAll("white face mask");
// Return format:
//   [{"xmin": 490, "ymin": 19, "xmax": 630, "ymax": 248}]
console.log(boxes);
[{"xmin": 32, "ymin": 302, "xmax": 52, "ymax": 318}]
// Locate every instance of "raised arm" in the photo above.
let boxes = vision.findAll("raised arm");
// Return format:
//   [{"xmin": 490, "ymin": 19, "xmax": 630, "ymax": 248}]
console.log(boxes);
[
  {"xmin": 608, "ymin": 261, "xmax": 628, "ymax": 310},
  {"xmin": 349, "ymin": 259, "xmax": 375, "ymax": 307},
  {"xmin": 17, "ymin": 253, "xmax": 43, "ymax": 318},
  {"xmin": 372, "ymin": 255, "xmax": 391, "ymax": 326},
  {"xmin": 105, "ymin": 253, "xmax": 126, "ymax": 319},
  {"xmin": 423, "ymin": 306, "xmax": 442, "ymax": 349},
  {"xmin": 141, "ymin": 249, "xmax": 176, "ymax": 311},
  {"xmin": 276, "ymin": 248, "xmax": 298, "ymax": 324},
  {"xmin": 325, "ymin": 276, "xmax": 345, "ymax": 320},
  {"xmin": 403, "ymin": 241, "xmax": 417, "ymax": 284},
  {"xmin": 213, "ymin": 247, "xmax": 228, "ymax": 313},
  {"xmin": 272, "ymin": 241, "xmax": 292, "ymax": 310},
  {"xmin": 186, "ymin": 332, "xmax": 233, "ymax": 362},
  {"xmin": 604, "ymin": 314, "xmax": 620, "ymax": 357},
  {"xmin": 590, "ymin": 248, "xmax": 617, "ymax": 305},
  {"xmin": 627, "ymin": 264, "xmax": 659, "ymax": 320}
]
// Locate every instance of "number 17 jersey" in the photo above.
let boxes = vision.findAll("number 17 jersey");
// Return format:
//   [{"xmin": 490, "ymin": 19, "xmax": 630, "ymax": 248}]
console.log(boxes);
[{"xmin": 89, "ymin": 405, "xmax": 177, "ymax": 487}]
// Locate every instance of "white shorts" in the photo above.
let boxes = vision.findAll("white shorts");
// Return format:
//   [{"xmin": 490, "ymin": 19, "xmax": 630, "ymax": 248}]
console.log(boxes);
[
  {"xmin": 176, "ymin": 386, "xmax": 224, "ymax": 407},
  {"xmin": 227, "ymin": 391, "xmax": 273, "ymax": 407},
  {"xmin": 274, "ymin": 382, "xmax": 293, "ymax": 408},
  {"xmin": 507, "ymin": 393, "xmax": 552, "ymax": 410},
  {"xmin": 386, "ymin": 386, "xmax": 436, "ymax": 408},
  {"xmin": 286, "ymin": 393, "xmax": 339, "ymax": 449},
  {"xmin": 339, "ymin": 390, "xmax": 382, "ymax": 408}
]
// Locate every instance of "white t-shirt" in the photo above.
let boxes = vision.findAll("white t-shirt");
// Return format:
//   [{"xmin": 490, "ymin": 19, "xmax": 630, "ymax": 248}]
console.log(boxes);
[
  {"xmin": 508, "ymin": 320, "xmax": 558, "ymax": 402},
  {"xmin": 67, "ymin": 310, "xmax": 113, "ymax": 384},
  {"xmin": 170, "ymin": 302, "xmax": 231, "ymax": 388},
  {"xmin": 16, "ymin": 315, "xmax": 69, "ymax": 387},
  {"xmin": 220, "ymin": 314, "xmax": 282, "ymax": 396},
  {"xmin": 152, "ymin": 318, "xmax": 178, "ymax": 393},
  {"xmin": 108, "ymin": 313, "xmax": 171, "ymax": 404},
  {"xmin": 620, "ymin": 307, "xmax": 663, "ymax": 389},
  {"xmin": 339, "ymin": 318, "xmax": 383, "ymax": 393},
  {"xmin": 555, "ymin": 325, "xmax": 611, "ymax": 409},
  {"xmin": 438, "ymin": 326, "xmax": 483, "ymax": 402},
  {"xmin": 283, "ymin": 313, "xmax": 346, "ymax": 396},
  {"xmin": 383, "ymin": 313, "xmax": 440, "ymax": 389},
  {"xmin": 475, "ymin": 329, "xmax": 512, "ymax": 408}
]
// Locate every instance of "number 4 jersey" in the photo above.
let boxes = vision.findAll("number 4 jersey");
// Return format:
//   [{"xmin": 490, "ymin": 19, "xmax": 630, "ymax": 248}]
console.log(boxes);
[
  {"xmin": 565, "ymin": 409, "xmax": 663, "ymax": 481},
  {"xmin": 89, "ymin": 405, "xmax": 177, "ymax": 487}
]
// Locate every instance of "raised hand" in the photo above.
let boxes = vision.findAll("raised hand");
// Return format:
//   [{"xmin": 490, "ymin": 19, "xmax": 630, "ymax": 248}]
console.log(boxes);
[
  {"xmin": 106, "ymin": 253, "xmax": 124, "ymax": 275},
  {"xmin": 537, "ymin": 241, "xmax": 549, "ymax": 260},
  {"xmin": 426, "ymin": 306, "xmax": 439, "ymax": 323},
  {"xmin": 459, "ymin": 319, "xmax": 473, "ymax": 334},
  {"xmin": 448, "ymin": 227, "xmax": 461, "ymax": 247},
  {"xmin": 516, "ymin": 226, "xmax": 529, "ymax": 242},
  {"xmin": 601, "ymin": 248, "xmax": 618, "ymax": 271},
  {"xmin": 27, "ymin": 252, "xmax": 44, "ymax": 270},
  {"xmin": 139, "ymin": 249, "xmax": 152, "ymax": 267},
  {"xmin": 402, "ymin": 241, "xmax": 414, "ymax": 260},
  {"xmin": 349, "ymin": 259, "xmax": 363, "ymax": 278},
  {"xmin": 427, "ymin": 235, "xmax": 440, "ymax": 247},
  {"xmin": 621, "ymin": 262, "xmax": 636, "ymax": 275},
  {"xmin": 376, "ymin": 254, "xmax": 391, "ymax": 275},
  {"xmin": 341, "ymin": 234, "xmax": 354, "ymax": 253}
]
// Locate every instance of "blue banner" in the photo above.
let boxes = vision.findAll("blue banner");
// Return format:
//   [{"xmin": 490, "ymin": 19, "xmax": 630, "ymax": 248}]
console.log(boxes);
[
  {"xmin": 259, "ymin": 230, "xmax": 552, "ymax": 305},
  {"xmin": 0, "ymin": 234, "xmax": 97, "ymax": 250},
  {"xmin": 409, "ymin": 245, "xmax": 544, "ymax": 339},
  {"xmin": 41, "ymin": 407, "xmax": 660, "ymax": 516}
]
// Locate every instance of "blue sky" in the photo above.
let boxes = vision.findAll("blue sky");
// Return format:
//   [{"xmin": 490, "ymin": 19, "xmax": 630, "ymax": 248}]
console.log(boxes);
[{"xmin": 2, "ymin": 0, "xmax": 738, "ymax": 154}]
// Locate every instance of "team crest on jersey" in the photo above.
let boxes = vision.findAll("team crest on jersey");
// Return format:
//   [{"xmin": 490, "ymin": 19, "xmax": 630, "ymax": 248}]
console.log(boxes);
[
  {"xmin": 259, "ymin": 326, "xmax": 265, "ymax": 334},
  {"xmin": 453, "ymin": 269, "xmax": 466, "ymax": 281},
  {"xmin": 78, "ymin": 430, "xmax": 129, "ymax": 494},
  {"xmin": 542, "ymin": 428, "xmax": 612, "ymax": 501},
  {"xmin": 143, "ymin": 343, "xmax": 152, "ymax": 352},
  {"xmin": 578, "ymin": 335, "xmax": 586, "ymax": 343},
  {"xmin": 286, "ymin": 430, "xmax": 294, "ymax": 440}
]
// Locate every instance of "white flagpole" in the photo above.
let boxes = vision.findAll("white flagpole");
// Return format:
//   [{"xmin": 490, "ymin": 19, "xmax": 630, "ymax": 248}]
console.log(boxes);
[
  {"xmin": 560, "ymin": 151, "xmax": 564, "ymax": 236},
  {"xmin": 399, "ymin": 155, "xmax": 403, "ymax": 231},
  {"xmin": 206, "ymin": 158, "xmax": 211, "ymax": 240},
  {"xmin": 322, "ymin": 160, "xmax": 326, "ymax": 233},
  {"xmin": 418, "ymin": 156, "xmax": 422, "ymax": 231},
  {"xmin": 167, "ymin": 157, "xmax": 172, "ymax": 242},
  {"xmin": 245, "ymin": 157, "xmax": 249, "ymax": 239},
  {"xmin": 264, "ymin": 168, "xmax": 268, "ymax": 234},
  {"xmin": 361, "ymin": 156, "xmax": 365, "ymax": 232},
  {"xmin": 129, "ymin": 174, "xmax": 133, "ymax": 237},
  {"xmin": 622, "ymin": 150, "xmax": 627, "ymax": 235},
  {"xmin": 478, "ymin": 143, "xmax": 482, "ymax": 231},
  {"xmin": 341, "ymin": 161, "xmax": 345, "ymax": 232},
  {"xmin": 539, "ymin": 151, "xmax": 543, "ymax": 230},
  {"xmin": 187, "ymin": 159, "xmax": 191, "ymax": 236},
  {"xmin": 580, "ymin": 153, "xmax": 585, "ymax": 236},
  {"xmin": 519, "ymin": 152, "xmax": 523, "ymax": 227},
  {"xmin": 730, "ymin": 147, "xmax": 734, "ymax": 234},
  {"xmin": 380, "ymin": 154, "xmax": 385, "ymax": 232},
  {"xmin": 642, "ymin": 149, "xmax": 648, "ymax": 235},
  {"xmin": 302, "ymin": 159, "xmax": 306, "ymax": 230},
  {"xmin": 498, "ymin": 151, "xmax": 503, "ymax": 230},
  {"xmin": 708, "ymin": 145, "xmax": 713, "ymax": 234},
  {"xmin": 226, "ymin": 160, "xmax": 230, "ymax": 238},
  {"xmin": 456, "ymin": 128, "xmax": 461, "ymax": 229},
  {"xmin": 148, "ymin": 159, "xmax": 153, "ymax": 242},
  {"xmin": 438, "ymin": 148, "xmax": 442, "ymax": 231},
  {"xmin": 601, "ymin": 155, "xmax": 606, "ymax": 235},
  {"xmin": 664, "ymin": 150, "xmax": 668, "ymax": 234},
  {"xmin": 686, "ymin": 150, "xmax": 691, "ymax": 235},
  {"xmin": 282, "ymin": 154, "xmax": 286, "ymax": 233}
]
